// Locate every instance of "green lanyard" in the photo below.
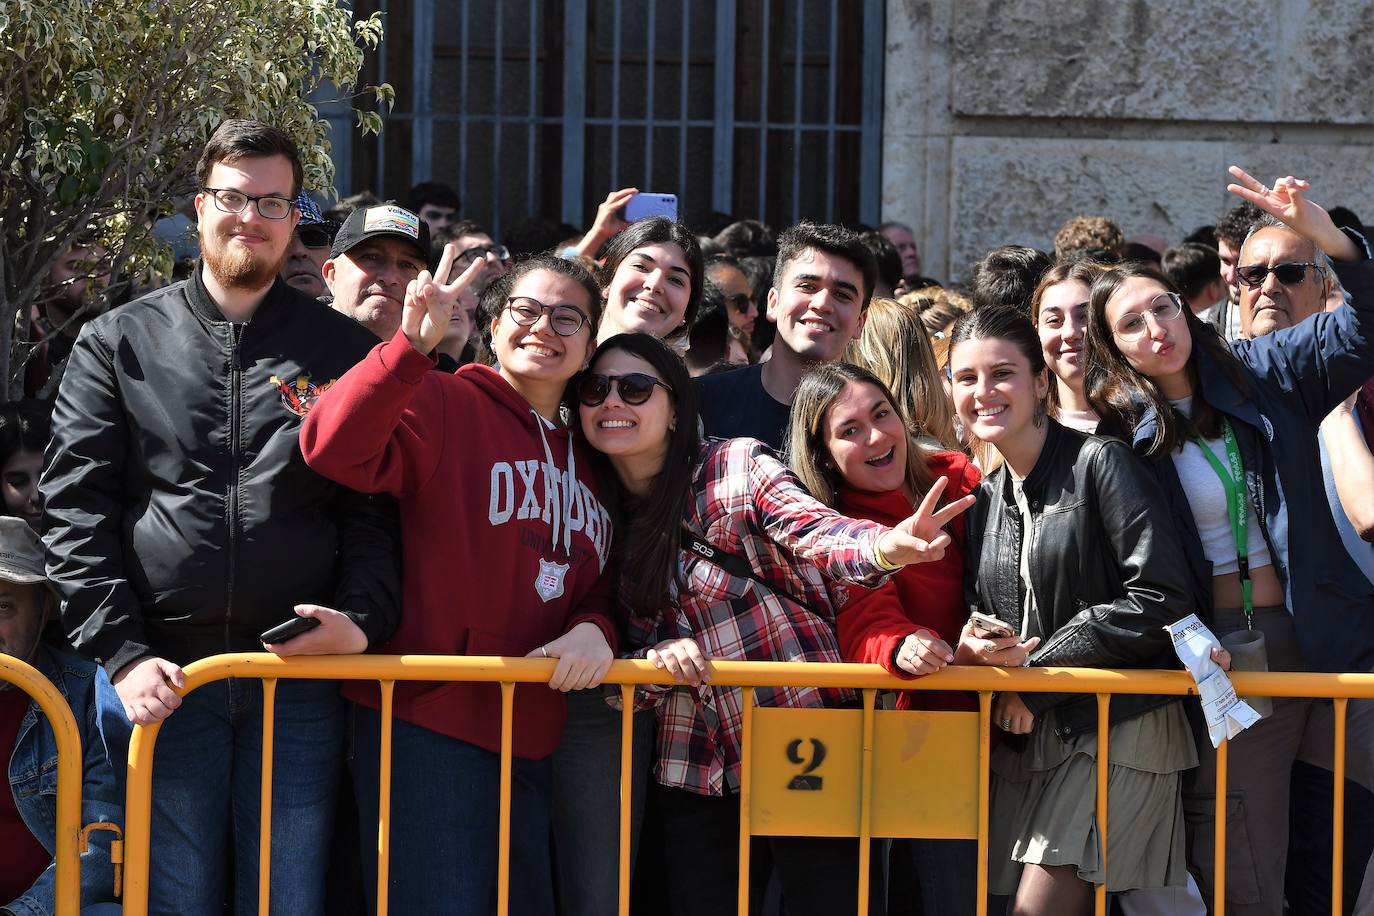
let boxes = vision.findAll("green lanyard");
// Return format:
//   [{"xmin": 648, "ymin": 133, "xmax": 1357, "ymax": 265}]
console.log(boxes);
[{"xmin": 1195, "ymin": 419, "xmax": 1254, "ymax": 627}]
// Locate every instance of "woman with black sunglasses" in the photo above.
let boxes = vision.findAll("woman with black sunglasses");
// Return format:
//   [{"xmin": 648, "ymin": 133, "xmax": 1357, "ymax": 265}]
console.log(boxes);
[
  {"xmin": 574, "ymin": 332, "xmax": 973, "ymax": 914},
  {"xmin": 1083, "ymin": 170, "xmax": 1374, "ymax": 913},
  {"xmin": 301, "ymin": 251, "xmax": 616, "ymax": 916}
]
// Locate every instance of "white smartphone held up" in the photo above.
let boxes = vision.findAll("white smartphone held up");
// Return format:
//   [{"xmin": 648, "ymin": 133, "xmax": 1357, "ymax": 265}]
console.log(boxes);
[
  {"xmin": 968, "ymin": 610, "xmax": 1015, "ymax": 639},
  {"xmin": 623, "ymin": 192, "xmax": 678, "ymax": 222}
]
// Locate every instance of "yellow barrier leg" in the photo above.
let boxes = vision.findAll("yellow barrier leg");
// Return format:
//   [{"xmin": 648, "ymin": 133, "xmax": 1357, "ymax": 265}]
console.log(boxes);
[
  {"xmin": 738, "ymin": 687, "xmax": 754, "ymax": 916},
  {"xmin": 1215, "ymin": 738, "xmax": 1228, "ymax": 915},
  {"xmin": 977, "ymin": 692, "xmax": 991, "ymax": 916},
  {"xmin": 1333, "ymin": 697, "xmax": 1348, "ymax": 916},
  {"xmin": 258, "ymin": 678, "xmax": 276, "ymax": 915},
  {"xmin": 618, "ymin": 686, "xmax": 635, "ymax": 916},
  {"xmin": 856, "ymin": 689, "xmax": 877, "ymax": 916},
  {"xmin": 377, "ymin": 680, "xmax": 395, "ymax": 916},
  {"xmin": 498, "ymin": 682, "xmax": 515, "ymax": 916},
  {"xmin": 1095, "ymin": 693, "xmax": 1109, "ymax": 916}
]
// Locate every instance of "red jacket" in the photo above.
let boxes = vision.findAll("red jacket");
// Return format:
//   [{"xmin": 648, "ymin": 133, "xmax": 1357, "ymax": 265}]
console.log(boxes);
[
  {"xmin": 834, "ymin": 451, "xmax": 980, "ymax": 711},
  {"xmin": 301, "ymin": 332, "xmax": 616, "ymax": 759}
]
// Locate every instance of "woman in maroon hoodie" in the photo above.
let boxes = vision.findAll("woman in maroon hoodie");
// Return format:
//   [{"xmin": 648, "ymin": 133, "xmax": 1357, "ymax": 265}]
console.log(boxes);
[{"xmin": 301, "ymin": 250, "xmax": 617, "ymax": 916}]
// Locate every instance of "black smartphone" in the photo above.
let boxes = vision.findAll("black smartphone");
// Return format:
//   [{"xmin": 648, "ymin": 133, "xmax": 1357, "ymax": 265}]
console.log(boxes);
[{"xmin": 260, "ymin": 616, "xmax": 321, "ymax": 644}]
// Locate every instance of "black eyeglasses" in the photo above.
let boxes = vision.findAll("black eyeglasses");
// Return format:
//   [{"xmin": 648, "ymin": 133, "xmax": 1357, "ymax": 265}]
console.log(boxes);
[
  {"xmin": 577, "ymin": 372, "xmax": 673, "ymax": 407},
  {"xmin": 725, "ymin": 292, "xmax": 754, "ymax": 313},
  {"xmin": 1113, "ymin": 292, "xmax": 1184, "ymax": 340},
  {"xmin": 296, "ymin": 227, "xmax": 332, "ymax": 249},
  {"xmin": 504, "ymin": 297, "xmax": 590, "ymax": 336},
  {"xmin": 202, "ymin": 187, "xmax": 296, "ymax": 220},
  {"xmin": 457, "ymin": 244, "xmax": 512, "ymax": 266},
  {"xmin": 1235, "ymin": 261, "xmax": 1321, "ymax": 288}
]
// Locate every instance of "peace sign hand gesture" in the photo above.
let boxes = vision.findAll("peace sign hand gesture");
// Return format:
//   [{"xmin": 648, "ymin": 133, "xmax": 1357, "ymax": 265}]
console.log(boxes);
[
  {"xmin": 1225, "ymin": 166, "xmax": 1359, "ymax": 261},
  {"xmin": 874, "ymin": 476, "xmax": 977, "ymax": 568},
  {"xmin": 400, "ymin": 243, "xmax": 487, "ymax": 356}
]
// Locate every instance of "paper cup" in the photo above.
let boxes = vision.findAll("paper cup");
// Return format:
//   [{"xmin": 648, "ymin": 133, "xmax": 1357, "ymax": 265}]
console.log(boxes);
[{"xmin": 1220, "ymin": 629, "xmax": 1272, "ymax": 718}]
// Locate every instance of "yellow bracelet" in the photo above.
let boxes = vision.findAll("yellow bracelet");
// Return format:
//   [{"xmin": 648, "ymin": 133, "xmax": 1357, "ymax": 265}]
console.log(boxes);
[{"xmin": 873, "ymin": 535, "xmax": 902, "ymax": 571}]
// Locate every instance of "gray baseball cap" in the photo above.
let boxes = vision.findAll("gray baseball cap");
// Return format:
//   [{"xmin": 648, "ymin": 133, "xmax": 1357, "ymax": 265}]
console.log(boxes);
[{"xmin": 0, "ymin": 517, "xmax": 47, "ymax": 585}]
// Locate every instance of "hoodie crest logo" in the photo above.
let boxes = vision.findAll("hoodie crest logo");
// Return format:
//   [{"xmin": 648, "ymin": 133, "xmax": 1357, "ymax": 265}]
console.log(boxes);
[
  {"xmin": 270, "ymin": 374, "xmax": 336, "ymax": 417},
  {"xmin": 535, "ymin": 557, "xmax": 570, "ymax": 603}
]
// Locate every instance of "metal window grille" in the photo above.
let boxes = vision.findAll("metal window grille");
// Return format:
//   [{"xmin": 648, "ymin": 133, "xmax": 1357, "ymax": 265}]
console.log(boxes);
[{"xmin": 333, "ymin": 0, "xmax": 884, "ymax": 237}]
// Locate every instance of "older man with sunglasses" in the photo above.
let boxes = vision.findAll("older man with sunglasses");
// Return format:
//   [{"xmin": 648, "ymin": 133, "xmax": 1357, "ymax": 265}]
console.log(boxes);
[{"xmin": 279, "ymin": 192, "xmax": 337, "ymax": 299}]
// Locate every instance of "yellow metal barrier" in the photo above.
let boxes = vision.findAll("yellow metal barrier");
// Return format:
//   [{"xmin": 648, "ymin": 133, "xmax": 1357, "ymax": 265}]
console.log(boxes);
[
  {"xmin": 118, "ymin": 655, "xmax": 1374, "ymax": 916},
  {"xmin": 0, "ymin": 653, "xmax": 87, "ymax": 916}
]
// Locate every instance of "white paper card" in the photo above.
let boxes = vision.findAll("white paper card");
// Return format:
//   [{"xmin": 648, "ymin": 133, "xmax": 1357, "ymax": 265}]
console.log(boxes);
[{"xmin": 1166, "ymin": 614, "xmax": 1262, "ymax": 747}]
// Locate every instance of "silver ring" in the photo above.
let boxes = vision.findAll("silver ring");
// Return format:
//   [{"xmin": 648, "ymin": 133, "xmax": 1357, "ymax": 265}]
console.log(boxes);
[
  {"xmin": 1001, "ymin": 719, "xmax": 1011, "ymax": 730},
  {"xmin": 540, "ymin": 646, "xmax": 549, "ymax": 658}
]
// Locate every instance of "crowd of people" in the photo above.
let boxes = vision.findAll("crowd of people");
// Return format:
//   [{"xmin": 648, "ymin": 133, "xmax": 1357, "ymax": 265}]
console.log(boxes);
[{"xmin": 4, "ymin": 116, "xmax": 1374, "ymax": 916}]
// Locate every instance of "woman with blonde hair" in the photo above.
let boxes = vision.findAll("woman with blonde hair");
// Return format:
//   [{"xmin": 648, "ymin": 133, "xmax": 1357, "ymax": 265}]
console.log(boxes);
[{"xmin": 846, "ymin": 296, "xmax": 961, "ymax": 450}]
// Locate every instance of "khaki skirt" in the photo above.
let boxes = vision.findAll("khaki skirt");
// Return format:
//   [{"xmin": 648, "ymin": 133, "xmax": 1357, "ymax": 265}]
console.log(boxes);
[{"xmin": 987, "ymin": 700, "xmax": 1198, "ymax": 894}]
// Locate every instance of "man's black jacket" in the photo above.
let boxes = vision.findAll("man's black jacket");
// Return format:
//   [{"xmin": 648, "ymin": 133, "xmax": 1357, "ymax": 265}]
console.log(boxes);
[{"xmin": 42, "ymin": 268, "xmax": 401, "ymax": 676}]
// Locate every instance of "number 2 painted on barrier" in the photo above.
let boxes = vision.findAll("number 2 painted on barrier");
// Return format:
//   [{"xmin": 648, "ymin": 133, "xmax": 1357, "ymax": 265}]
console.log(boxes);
[{"xmin": 785, "ymin": 738, "xmax": 826, "ymax": 790}]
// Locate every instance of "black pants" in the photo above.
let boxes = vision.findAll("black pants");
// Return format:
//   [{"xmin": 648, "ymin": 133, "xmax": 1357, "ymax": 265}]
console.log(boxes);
[{"xmin": 657, "ymin": 783, "xmax": 864, "ymax": 916}]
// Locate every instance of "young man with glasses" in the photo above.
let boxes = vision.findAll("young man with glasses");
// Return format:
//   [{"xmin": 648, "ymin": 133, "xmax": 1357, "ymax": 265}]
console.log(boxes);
[{"xmin": 43, "ymin": 119, "xmax": 401, "ymax": 916}]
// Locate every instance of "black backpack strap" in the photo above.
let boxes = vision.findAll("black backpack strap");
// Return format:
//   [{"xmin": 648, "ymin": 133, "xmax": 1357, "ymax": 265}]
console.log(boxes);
[{"xmin": 680, "ymin": 527, "xmax": 828, "ymax": 618}]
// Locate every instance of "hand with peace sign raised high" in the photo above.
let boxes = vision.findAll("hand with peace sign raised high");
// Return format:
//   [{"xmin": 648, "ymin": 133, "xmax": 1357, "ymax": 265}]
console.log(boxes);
[
  {"xmin": 872, "ymin": 476, "xmax": 977, "ymax": 568},
  {"xmin": 1225, "ymin": 166, "xmax": 1360, "ymax": 262},
  {"xmin": 400, "ymin": 242, "xmax": 488, "ymax": 356}
]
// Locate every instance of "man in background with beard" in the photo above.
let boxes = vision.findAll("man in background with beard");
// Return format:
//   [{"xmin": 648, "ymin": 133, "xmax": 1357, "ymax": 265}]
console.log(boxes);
[{"xmin": 42, "ymin": 119, "xmax": 400, "ymax": 915}]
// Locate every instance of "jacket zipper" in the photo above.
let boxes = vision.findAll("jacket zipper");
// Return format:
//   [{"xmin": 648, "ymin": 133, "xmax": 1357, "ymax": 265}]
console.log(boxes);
[{"xmin": 226, "ymin": 322, "xmax": 243, "ymax": 650}]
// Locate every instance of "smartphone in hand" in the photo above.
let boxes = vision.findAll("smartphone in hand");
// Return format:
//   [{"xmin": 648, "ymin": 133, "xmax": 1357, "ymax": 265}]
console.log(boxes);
[
  {"xmin": 968, "ymin": 611, "xmax": 1015, "ymax": 639},
  {"xmin": 260, "ymin": 616, "xmax": 321, "ymax": 645},
  {"xmin": 622, "ymin": 192, "xmax": 678, "ymax": 222}
]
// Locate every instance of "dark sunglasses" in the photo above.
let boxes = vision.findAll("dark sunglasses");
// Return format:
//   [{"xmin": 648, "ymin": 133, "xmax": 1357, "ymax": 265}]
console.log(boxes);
[
  {"xmin": 296, "ymin": 227, "xmax": 333, "ymax": 249},
  {"xmin": 1235, "ymin": 261, "xmax": 1320, "ymax": 288},
  {"xmin": 726, "ymin": 292, "xmax": 754, "ymax": 313},
  {"xmin": 577, "ymin": 372, "xmax": 673, "ymax": 407}
]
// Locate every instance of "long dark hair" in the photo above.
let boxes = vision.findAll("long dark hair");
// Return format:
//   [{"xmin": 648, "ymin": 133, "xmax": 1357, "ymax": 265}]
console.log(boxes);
[
  {"xmin": 575, "ymin": 333, "xmax": 701, "ymax": 619},
  {"xmin": 1082, "ymin": 262, "xmax": 1251, "ymax": 456},
  {"xmin": 598, "ymin": 218, "xmax": 706, "ymax": 333},
  {"xmin": 0, "ymin": 401, "xmax": 49, "ymax": 469}
]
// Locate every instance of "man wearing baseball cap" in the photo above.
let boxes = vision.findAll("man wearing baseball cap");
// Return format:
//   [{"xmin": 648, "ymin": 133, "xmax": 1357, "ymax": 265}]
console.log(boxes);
[
  {"xmin": 279, "ymin": 192, "xmax": 337, "ymax": 300},
  {"xmin": 322, "ymin": 203, "xmax": 433, "ymax": 340},
  {"xmin": 0, "ymin": 517, "xmax": 124, "ymax": 915},
  {"xmin": 322, "ymin": 203, "xmax": 476, "ymax": 372}
]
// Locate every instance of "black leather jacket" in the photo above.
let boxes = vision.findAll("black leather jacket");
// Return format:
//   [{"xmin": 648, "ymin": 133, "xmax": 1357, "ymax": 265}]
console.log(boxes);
[
  {"xmin": 43, "ymin": 269, "xmax": 401, "ymax": 676},
  {"xmin": 964, "ymin": 421, "xmax": 1194, "ymax": 741}
]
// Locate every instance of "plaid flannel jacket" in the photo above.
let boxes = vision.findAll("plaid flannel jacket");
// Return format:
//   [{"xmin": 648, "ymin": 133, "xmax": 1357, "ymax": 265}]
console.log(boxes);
[{"xmin": 624, "ymin": 438, "xmax": 892, "ymax": 796}]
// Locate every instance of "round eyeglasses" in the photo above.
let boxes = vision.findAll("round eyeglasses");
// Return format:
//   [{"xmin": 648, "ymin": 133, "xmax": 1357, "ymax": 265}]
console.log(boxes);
[
  {"xmin": 1113, "ymin": 292, "xmax": 1184, "ymax": 340},
  {"xmin": 504, "ymin": 297, "xmax": 590, "ymax": 337}
]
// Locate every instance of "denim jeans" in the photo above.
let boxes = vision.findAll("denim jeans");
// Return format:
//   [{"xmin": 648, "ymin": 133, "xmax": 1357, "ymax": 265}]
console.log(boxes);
[
  {"xmin": 145, "ymin": 677, "xmax": 344, "ymax": 916},
  {"xmin": 551, "ymin": 688, "xmax": 655, "ymax": 916},
  {"xmin": 349, "ymin": 703, "xmax": 555, "ymax": 916}
]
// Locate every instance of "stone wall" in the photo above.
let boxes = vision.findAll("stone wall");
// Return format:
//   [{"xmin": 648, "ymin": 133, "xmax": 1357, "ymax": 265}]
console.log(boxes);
[{"xmin": 882, "ymin": 0, "xmax": 1374, "ymax": 284}]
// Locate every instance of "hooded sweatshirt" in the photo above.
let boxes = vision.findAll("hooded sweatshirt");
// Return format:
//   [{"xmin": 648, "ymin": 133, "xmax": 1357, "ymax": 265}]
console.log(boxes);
[
  {"xmin": 301, "ymin": 331, "xmax": 616, "ymax": 759},
  {"xmin": 834, "ymin": 450, "xmax": 979, "ymax": 712}
]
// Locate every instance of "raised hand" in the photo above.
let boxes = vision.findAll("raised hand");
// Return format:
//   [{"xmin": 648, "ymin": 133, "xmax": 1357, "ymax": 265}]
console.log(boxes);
[
  {"xmin": 874, "ymin": 477, "xmax": 977, "ymax": 568},
  {"xmin": 575, "ymin": 187, "xmax": 638, "ymax": 257},
  {"xmin": 400, "ymin": 244, "xmax": 486, "ymax": 355},
  {"xmin": 1226, "ymin": 166, "xmax": 1358, "ymax": 261}
]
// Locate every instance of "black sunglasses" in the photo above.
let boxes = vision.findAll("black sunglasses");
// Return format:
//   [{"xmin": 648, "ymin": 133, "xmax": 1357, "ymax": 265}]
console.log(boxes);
[
  {"xmin": 726, "ymin": 292, "xmax": 753, "ymax": 313},
  {"xmin": 296, "ymin": 226, "xmax": 333, "ymax": 249},
  {"xmin": 1235, "ymin": 261, "xmax": 1320, "ymax": 288},
  {"xmin": 577, "ymin": 372, "xmax": 673, "ymax": 407}
]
